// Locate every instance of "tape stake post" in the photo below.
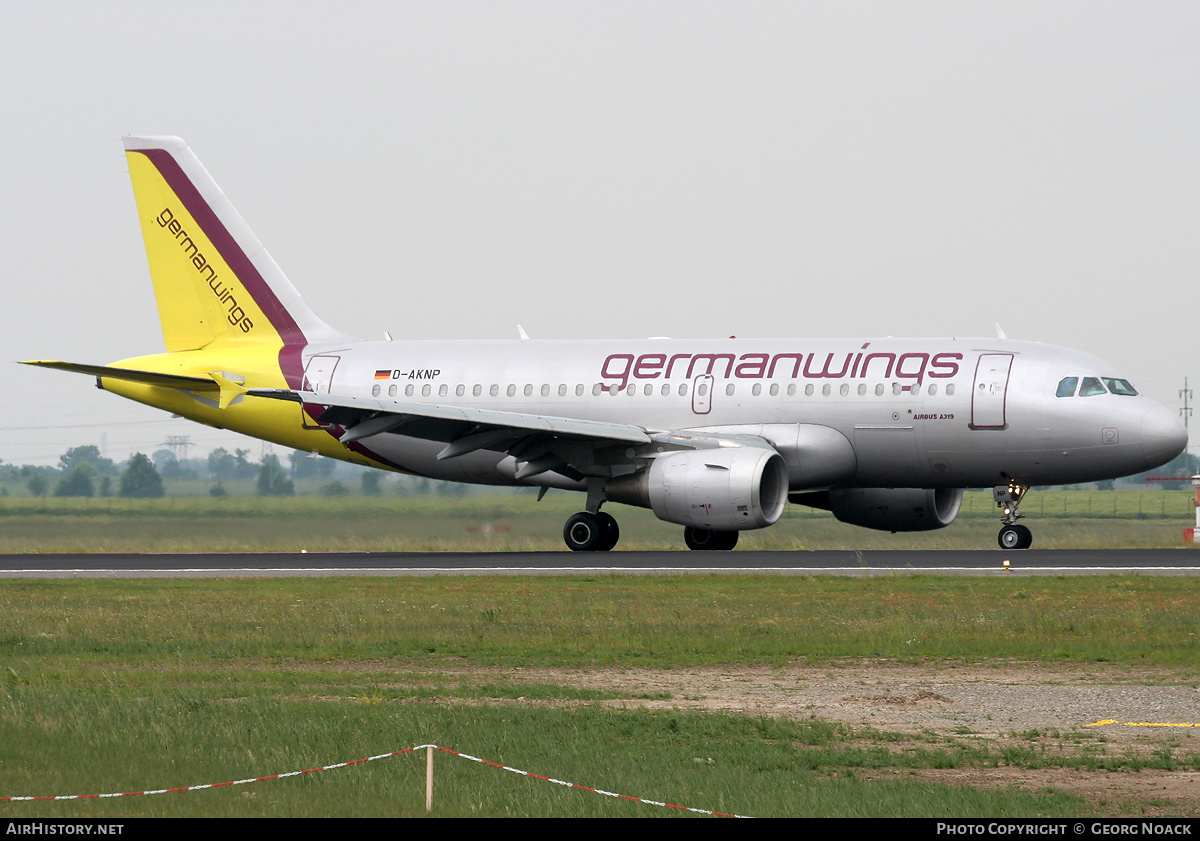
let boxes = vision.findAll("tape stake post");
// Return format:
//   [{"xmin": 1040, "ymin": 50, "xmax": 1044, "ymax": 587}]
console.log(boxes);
[{"xmin": 426, "ymin": 745, "xmax": 433, "ymax": 813}]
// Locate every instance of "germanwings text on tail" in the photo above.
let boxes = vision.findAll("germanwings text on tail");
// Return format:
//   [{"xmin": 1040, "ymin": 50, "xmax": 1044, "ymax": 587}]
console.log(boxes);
[{"xmin": 24, "ymin": 137, "xmax": 1188, "ymax": 551}]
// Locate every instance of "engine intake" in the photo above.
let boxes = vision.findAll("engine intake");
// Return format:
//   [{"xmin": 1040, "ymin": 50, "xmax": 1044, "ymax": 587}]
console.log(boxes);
[{"xmin": 607, "ymin": 447, "xmax": 788, "ymax": 530}]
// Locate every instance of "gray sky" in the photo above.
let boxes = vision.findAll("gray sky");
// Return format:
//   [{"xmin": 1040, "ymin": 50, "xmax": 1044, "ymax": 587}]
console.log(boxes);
[{"xmin": 3, "ymin": 1, "xmax": 1198, "ymax": 467}]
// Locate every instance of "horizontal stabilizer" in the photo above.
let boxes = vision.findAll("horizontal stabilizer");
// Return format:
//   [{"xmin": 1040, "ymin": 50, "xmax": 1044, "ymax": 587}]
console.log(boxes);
[
  {"xmin": 22, "ymin": 361, "xmax": 248, "ymax": 408},
  {"xmin": 21, "ymin": 360, "xmax": 217, "ymax": 390}
]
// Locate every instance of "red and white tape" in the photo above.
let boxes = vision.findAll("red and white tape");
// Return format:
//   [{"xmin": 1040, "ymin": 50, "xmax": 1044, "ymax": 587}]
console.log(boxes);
[
  {"xmin": 432, "ymin": 745, "xmax": 750, "ymax": 817},
  {"xmin": 1, "ymin": 744, "xmax": 752, "ymax": 818},
  {"xmin": 0, "ymin": 747, "xmax": 417, "ymax": 801}
]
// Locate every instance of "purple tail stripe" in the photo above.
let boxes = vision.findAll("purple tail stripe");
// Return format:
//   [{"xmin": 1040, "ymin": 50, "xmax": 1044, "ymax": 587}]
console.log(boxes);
[
  {"xmin": 135, "ymin": 144, "xmax": 408, "ymax": 470},
  {"xmin": 135, "ymin": 148, "xmax": 306, "ymax": 389}
]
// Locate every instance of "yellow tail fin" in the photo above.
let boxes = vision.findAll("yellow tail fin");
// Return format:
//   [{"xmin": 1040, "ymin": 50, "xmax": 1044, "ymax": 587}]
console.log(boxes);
[{"xmin": 123, "ymin": 136, "xmax": 345, "ymax": 352}]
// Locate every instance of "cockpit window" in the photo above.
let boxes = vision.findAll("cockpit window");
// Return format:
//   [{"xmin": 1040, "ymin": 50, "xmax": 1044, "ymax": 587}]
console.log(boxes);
[
  {"xmin": 1103, "ymin": 377, "xmax": 1138, "ymax": 396},
  {"xmin": 1057, "ymin": 375, "xmax": 1138, "ymax": 397}
]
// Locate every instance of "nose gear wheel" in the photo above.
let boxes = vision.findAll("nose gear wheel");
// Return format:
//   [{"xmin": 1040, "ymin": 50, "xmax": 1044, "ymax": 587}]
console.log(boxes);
[{"xmin": 994, "ymin": 481, "xmax": 1033, "ymax": 549}]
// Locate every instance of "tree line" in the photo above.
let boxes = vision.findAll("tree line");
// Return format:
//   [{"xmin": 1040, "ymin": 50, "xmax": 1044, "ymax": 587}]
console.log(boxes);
[{"xmin": 0, "ymin": 445, "xmax": 473, "ymax": 499}]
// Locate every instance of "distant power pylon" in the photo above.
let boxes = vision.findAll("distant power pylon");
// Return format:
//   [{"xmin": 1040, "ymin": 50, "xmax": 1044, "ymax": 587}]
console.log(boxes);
[
  {"xmin": 1181, "ymin": 378, "xmax": 1193, "ymax": 431},
  {"xmin": 161, "ymin": 435, "xmax": 192, "ymax": 461}
]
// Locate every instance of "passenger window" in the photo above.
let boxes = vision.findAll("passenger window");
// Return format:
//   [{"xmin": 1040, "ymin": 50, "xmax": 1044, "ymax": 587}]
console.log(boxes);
[
  {"xmin": 490, "ymin": 385, "xmax": 499, "ymax": 397},
  {"xmin": 1079, "ymin": 377, "xmax": 1107, "ymax": 397},
  {"xmin": 507, "ymin": 384, "xmax": 517, "ymax": 397},
  {"xmin": 698, "ymin": 383, "xmax": 708, "ymax": 396},
  {"xmin": 928, "ymin": 383, "xmax": 937, "ymax": 396},
  {"xmin": 1056, "ymin": 377, "xmax": 1078, "ymax": 398},
  {"xmin": 558, "ymin": 384, "xmax": 567, "ymax": 397},
  {"xmin": 787, "ymin": 384, "xmax": 796, "ymax": 396},
  {"xmin": 593, "ymin": 384, "xmax": 602, "ymax": 396},
  {"xmin": 726, "ymin": 384, "xmax": 735, "ymax": 396},
  {"xmin": 524, "ymin": 384, "xmax": 533, "ymax": 397},
  {"xmin": 575, "ymin": 384, "xmax": 584, "ymax": 396},
  {"xmin": 388, "ymin": 384, "xmax": 397, "ymax": 397},
  {"xmin": 439, "ymin": 384, "xmax": 448, "ymax": 397},
  {"xmin": 422, "ymin": 384, "xmax": 431, "ymax": 397},
  {"xmin": 857, "ymin": 384, "xmax": 867, "ymax": 396},
  {"xmin": 805, "ymin": 384, "xmax": 814, "ymax": 396},
  {"xmin": 822, "ymin": 384, "xmax": 831, "ymax": 396},
  {"xmin": 752, "ymin": 384, "xmax": 761, "ymax": 396},
  {"xmin": 679, "ymin": 383, "xmax": 688, "ymax": 396},
  {"xmin": 661, "ymin": 383, "xmax": 670, "ymax": 396},
  {"xmin": 541, "ymin": 384, "xmax": 550, "ymax": 397},
  {"xmin": 405, "ymin": 384, "xmax": 415, "ymax": 397},
  {"xmin": 770, "ymin": 383, "xmax": 779, "ymax": 397},
  {"xmin": 946, "ymin": 384, "xmax": 956, "ymax": 396},
  {"xmin": 473, "ymin": 384, "xmax": 482, "ymax": 397},
  {"xmin": 839, "ymin": 384, "xmax": 849, "ymax": 396},
  {"xmin": 456, "ymin": 384, "xmax": 465, "ymax": 397},
  {"xmin": 371, "ymin": 384, "xmax": 380, "ymax": 397},
  {"xmin": 644, "ymin": 384, "xmax": 654, "ymax": 396}
]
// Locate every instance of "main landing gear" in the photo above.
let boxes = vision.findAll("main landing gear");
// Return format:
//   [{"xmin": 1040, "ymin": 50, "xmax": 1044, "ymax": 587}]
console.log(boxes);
[
  {"xmin": 561, "ymin": 480, "xmax": 742, "ymax": 552},
  {"xmin": 994, "ymin": 481, "xmax": 1033, "ymax": 549},
  {"xmin": 561, "ymin": 512, "xmax": 741, "ymax": 552},
  {"xmin": 563, "ymin": 511, "xmax": 620, "ymax": 552},
  {"xmin": 683, "ymin": 527, "xmax": 739, "ymax": 551}
]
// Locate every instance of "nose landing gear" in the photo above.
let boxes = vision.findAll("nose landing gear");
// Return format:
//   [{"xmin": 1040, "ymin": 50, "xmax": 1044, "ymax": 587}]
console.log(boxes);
[{"xmin": 994, "ymin": 481, "xmax": 1032, "ymax": 549}]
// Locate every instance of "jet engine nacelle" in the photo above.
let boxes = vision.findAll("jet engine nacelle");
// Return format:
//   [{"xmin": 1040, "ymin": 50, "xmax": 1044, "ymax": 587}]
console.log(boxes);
[
  {"xmin": 607, "ymin": 446, "xmax": 789, "ymax": 530},
  {"xmin": 822, "ymin": 487, "xmax": 964, "ymax": 532}
]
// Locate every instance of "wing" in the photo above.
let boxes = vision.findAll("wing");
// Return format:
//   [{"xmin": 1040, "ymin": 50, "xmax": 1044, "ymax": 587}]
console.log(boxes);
[{"xmin": 249, "ymin": 387, "xmax": 667, "ymax": 481}]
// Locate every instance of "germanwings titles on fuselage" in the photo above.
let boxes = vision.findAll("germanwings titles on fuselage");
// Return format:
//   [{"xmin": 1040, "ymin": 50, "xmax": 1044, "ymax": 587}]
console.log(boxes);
[{"xmin": 598, "ymin": 345, "xmax": 961, "ymax": 389}]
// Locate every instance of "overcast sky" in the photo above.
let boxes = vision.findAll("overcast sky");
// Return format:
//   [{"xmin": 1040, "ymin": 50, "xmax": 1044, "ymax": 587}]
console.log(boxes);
[{"xmin": 2, "ymin": 1, "xmax": 1197, "ymax": 467}]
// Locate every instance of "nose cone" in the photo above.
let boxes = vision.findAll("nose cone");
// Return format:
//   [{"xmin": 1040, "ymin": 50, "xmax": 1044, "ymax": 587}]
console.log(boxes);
[{"xmin": 1141, "ymin": 404, "xmax": 1189, "ymax": 468}]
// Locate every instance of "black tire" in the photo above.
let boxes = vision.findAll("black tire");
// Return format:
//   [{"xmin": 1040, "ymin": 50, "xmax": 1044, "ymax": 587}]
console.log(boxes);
[
  {"xmin": 596, "ymin": 511, "xmax": 620, "ymax": 552},
  {"xmin": 714, "ymin": 530, "xmax": 739, "ymax": 551},
  {"xmin": 684, "ymin": 527, "xmax": 739, "ymax": 551},
  {"xmin": 998, "ymin": 525, "xmax": 1032, "ymax": 550},
  {"xmin": 564, "ymin": 512, "xmax": 604, "ymax": 551},
  {"xmin": 1014, "ymin": 524, "xmax": 1033, "ymax": 549}
]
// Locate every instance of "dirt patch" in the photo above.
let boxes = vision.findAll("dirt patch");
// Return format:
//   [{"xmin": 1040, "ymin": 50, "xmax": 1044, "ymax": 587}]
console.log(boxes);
[
  {"xmin": 385, "ymin": 660, "xmax": 1200, "ymax": 815},
  {"xmin": 841, "ymin": 689, "xmax": 954, "ymax": 705}
]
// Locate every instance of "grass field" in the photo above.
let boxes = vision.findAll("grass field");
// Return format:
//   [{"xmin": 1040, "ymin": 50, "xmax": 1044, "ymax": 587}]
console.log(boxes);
[
  {"xmin": 1, "ymin": 489, "xmax": 1197, "ymax": 552},
  {"xmin": 2, "ymin": 491, "xmax": 1197, "ymax": 817},
  {"xmin": 0, "ymin": 575, "xmax": 1197, "ymax": 817}
]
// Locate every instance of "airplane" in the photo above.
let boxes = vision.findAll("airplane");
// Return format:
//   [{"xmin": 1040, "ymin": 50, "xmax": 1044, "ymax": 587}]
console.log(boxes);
[{"xmin": 24, "ymin": 136, "xmax": 1189, "ymax": 552}]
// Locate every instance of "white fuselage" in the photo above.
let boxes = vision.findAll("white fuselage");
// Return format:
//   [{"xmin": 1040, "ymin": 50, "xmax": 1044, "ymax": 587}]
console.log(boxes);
[{"xmin": 297, "ymin": 335, "xmax": 1183, "ymax": 492}]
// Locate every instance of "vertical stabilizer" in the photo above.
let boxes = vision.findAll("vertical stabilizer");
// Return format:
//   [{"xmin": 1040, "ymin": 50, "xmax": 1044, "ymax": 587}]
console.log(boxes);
[{"xmin": 123, "ymin": 136, "xmax": 347, "ymax": 352}]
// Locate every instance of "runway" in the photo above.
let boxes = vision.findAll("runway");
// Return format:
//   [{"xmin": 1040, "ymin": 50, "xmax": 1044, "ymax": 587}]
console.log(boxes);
[{"xmin": 1, "ymin": 548, "xmax": 1199, "ymax": 577}]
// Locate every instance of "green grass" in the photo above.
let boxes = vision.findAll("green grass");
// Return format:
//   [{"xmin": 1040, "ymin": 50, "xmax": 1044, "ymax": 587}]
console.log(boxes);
[
  {"xmin": 1, "ymin": 490, "xmax": 1197, "ymax": 552},
  {"xmin": 1, "ymin": 576, "xmax": 1197, "ymax": 668},
  {"xmin": 2, "ymin": 575, "xmax": 1196, "ymax": 817},
  {"xmin": 0, "ymin": 691, "xmax": 1086, "ymax": 818}
]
